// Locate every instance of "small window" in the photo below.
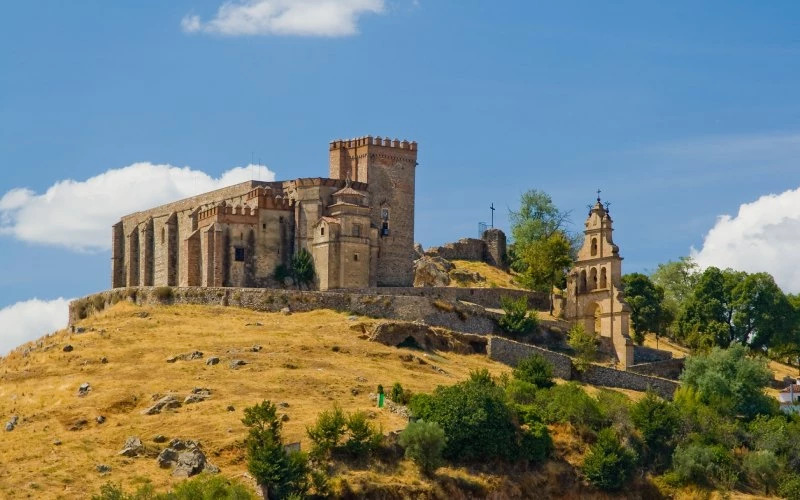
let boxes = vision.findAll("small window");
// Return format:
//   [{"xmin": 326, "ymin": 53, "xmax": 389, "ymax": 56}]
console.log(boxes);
[
  {"xmin": 591, "ymin": 238, "xmax": 598, "ymax": 256},
  {"xmin": 381, "ymin": 222, "xmax": 389, "ymax": 236},
  {"xmin": 262, "ymin": 223, "xmax": 266, "ymax": 230},
  {"xmin": 320, "ymin": 227, "xmax": 325, "ymax": 236},
  {"xmin": 353, "ymin": 224, "xmax": 361, "ymax": 237},
  {"xmin": 234, "ymin": 248, "xmax": 245, "ymax": 262},
  {"xmin": 381, "ymin": 208, "xmax": 389, "ymax": 221},
  {"xmin": 161, "ymin": 227, "xmax": 165, "ymax": 244},
  {"xmin": 354, "ymin": 253, "xmax": 359, "ymax": 262},
  {"xmin": 279, "ymin": 216, "xmax": 284, "ymax": 223}
]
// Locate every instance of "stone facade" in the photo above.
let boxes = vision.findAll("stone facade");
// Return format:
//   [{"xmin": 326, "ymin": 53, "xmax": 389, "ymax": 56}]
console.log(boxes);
[
  {"xmin": 111, "ymin": 136, "xmax": 417, "ymax": 291},
  {"xmin": 563, "ymin": 197, "xmax": 634, "ymax": 369},
  {"xmin": 424, "ymin": 229, "xmax": 508, "ymax": 269}
]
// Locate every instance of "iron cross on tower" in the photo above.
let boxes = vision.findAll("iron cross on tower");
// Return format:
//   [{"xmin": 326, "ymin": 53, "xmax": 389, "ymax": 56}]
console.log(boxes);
[
  {"xmin": 596, "ymin": 188, "xmax": 602, "ymax": 201},
  {"xmin": 490, "ymin": 203, "xmax": 495, "ymax": 228}
]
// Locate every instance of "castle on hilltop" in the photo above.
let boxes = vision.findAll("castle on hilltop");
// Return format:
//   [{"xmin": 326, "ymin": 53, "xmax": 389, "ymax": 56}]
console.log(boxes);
[{"xmin": 111, "ymin": 136, "xmax": 417, "ymax": 290}]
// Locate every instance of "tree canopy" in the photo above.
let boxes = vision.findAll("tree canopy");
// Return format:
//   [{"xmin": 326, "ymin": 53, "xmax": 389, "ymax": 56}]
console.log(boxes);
[{"xmin": 621, "ymin": 273, "xmax": 666, "ymax": 345}]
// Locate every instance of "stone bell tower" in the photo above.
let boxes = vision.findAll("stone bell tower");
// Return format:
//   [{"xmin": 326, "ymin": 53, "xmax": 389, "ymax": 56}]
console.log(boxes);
[{"xmin": 564, "ymin": 195, "xmax": 634, "ymax": 369}]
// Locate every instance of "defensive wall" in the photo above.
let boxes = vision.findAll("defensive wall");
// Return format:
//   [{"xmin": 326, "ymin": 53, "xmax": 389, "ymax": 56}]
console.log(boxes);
[
  {"xmin": 487, "ymin": 336, "xmax": 679, "ymax": 399},
  {"xmin": 337, "ymin": 286, "xmax": 549, "ymax": 311},
  {"xmin": 425, "ymin": 228, "xmax": 507, "ymax": 269}
]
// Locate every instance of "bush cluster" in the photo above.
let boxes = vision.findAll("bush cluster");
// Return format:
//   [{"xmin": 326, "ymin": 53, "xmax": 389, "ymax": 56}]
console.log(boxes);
[
  {"xmin": 498, "ymin": 296, "xmax": 537, "ymax": 334},
  {"xmin": 306, "ymin": 404, "xmax": 382, "ymax": 460}
]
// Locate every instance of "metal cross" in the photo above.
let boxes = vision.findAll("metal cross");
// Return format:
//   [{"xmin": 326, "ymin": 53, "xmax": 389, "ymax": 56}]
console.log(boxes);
[
  {"xmin": 596, "ymin": 188, "xmax": 602, "ymax": 201},
  {"xmin": 490, "ymin": 203, "xmax": 495, "ymax": 228}
]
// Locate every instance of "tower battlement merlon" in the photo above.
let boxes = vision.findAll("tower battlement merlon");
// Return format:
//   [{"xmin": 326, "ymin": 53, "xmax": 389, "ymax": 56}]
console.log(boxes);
[{"xmin": 329, "ymin": 135, "xmax": 417, "ymax": 152}]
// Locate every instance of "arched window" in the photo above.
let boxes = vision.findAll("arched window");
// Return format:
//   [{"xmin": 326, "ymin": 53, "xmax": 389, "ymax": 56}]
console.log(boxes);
[
  {"xmin": 161, "ymin": 227, "xmax": 165, "ymax": 244},
  {"xmin": 579, "ymin": 269, "xmax": 587, "ymax": 293},
  {"xmin": 320, "ymin": 227, "xmax": 325, "ymax": 236},
  {"xmin": 600, "ymin": 267, "xmax": 608, "ymax": 288},
  {"xmin": 589, "ymin": 267, "xmax": 598, "ymax": 290},
  {"xmin": 591, "ymin": 238, "xmax": 598, "ymax": 256}
]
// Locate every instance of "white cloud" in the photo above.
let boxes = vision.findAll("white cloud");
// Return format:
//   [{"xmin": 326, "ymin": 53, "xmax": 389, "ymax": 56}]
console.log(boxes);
[
  {"xmin": 0, "ymin": 297, "xmax": 72, "ymax": 356},
  {"xmin": 182, "ymin": 0, "xmax": 385, "ymax": 36},
  {"xmin": 691, "ymin": 186, "xmax": 800, "ymax": 293},
  {"xmin": 0, "ymin": 162, "xmax": 276, "ymax": 252}
]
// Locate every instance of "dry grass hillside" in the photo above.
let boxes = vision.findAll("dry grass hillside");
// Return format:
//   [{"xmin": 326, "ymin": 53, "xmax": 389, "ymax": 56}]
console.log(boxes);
[
  {"xmin": 448, "ymin": 260, "xmax": 523, "ymax": 289},
  {"xmin": 0, "ymin": 302, "xmax": 516, "ymax": 498}
]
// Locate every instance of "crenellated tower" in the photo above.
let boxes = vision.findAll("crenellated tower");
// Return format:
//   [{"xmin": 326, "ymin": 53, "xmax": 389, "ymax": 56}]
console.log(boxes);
[{"xmin": 329, "ymin": 136, "xmax": 418, "ymax": 286}]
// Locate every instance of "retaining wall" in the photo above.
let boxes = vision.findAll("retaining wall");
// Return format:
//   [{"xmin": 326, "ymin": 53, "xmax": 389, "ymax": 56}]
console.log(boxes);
[
  {"xmin": 487, "ymin": 336, "xmax": 573, "ymax": 379},
  {"xmin": 578, "ymin": 364, "xmax": 679, "ymax": 399},
  {"xmin": 339, "ymin": 286, "xmax": 550, "ymax": 311},
  {"xmin": 628, "ymin": 358, "xmax": 685, "ymax": 381},
  {"xmin": 69, "ymin": 287, "xmax": 500, "ymax": 336}
]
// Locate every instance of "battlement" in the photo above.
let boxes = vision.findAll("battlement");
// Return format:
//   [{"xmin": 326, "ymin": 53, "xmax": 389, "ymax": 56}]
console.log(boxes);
[
  {"xmin": 198, "ymin": 202, "xmax": 259, "ymax": 227},
  {"xmin": 246, "ymin": 187, "xmax": 294, "ymax": 210},
  {"xmin": 329, "ymin": 135, "xmax": 417, "ymax": 152}
]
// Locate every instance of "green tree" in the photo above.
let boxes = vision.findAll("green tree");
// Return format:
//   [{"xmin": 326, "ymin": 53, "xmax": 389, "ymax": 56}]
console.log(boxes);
[
  {"xmin": 516, "ymin": 231, "xmax": 574, "ymax": 296},
  {"xmin": 680, "ymin": 344, "xmax": 775, "ymax": 420},
  {"xmin": 630, "ymin": 391, "xmax": 679, "ymax": 467},
  {"xmin": 567, "ymin": 322, "xmax": 597, "ymax": 371},
  {"xmin": 743, "ymin": 450, "xmax": 781, "ymax": 495},
  {"xmin": 498, "ymin": 296, "xmax": 538, "ymax": 334},
  {"xmin": 671, "ymin": 442, "xmax": 737, "ymax": 488},
  {"xmin": 243, "ymin": 401, "xmax": 309, "ymax": 499},
  {"xmin": 676, "ymin": 267, "xmax": 739, "ymax": 349},
  {"xmin": 581, "ymin": 428, "xmax": 636, "ymax": 491},
  {"xmin": 730, "ymin": 272, "xmax": 796, "ymax": 350},
  {"xmin": 290, "ymin": 248, "xmax": 315, "ymax": 290},
  {"xmin": 306, "ymin": 404, "xmax": 346, "ymax": 458},
  {"xmin": 398, "ymin": 420, "xmax": 447, "ymax": 476},
  {"xmin": 650, "ymin": 257, "xmax": 699, "ymax": 332},
  {"xmin": 512, "ymin": 353, "xmax": 554, "ymax": 388},
  {"xmin": 622, "ymin": 273, "xmax": 666, "ymax": 345}
]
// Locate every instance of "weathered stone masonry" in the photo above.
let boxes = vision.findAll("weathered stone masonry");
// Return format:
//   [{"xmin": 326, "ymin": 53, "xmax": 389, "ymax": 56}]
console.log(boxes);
[{"xmin": 112, "ymin": 136, "xmax": 418, "ymax": 291}]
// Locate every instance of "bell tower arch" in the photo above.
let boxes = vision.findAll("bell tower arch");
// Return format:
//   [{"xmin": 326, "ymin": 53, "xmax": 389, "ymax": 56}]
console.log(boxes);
[{"xmin": 565, "ymin": 195, "xmax": 634, "ymax": 369}]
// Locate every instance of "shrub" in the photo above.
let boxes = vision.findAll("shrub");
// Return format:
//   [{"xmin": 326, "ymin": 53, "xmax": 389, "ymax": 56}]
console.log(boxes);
[
  {"xmin": 779, "ymin": 473, "xmax": 800, "ymax": 500},
  {"xmin": 630, "ymin": 391, "xmax": 679, "ymax": 466},
  {"xmin": 154, "ymin": 287, "xmax": 173, "ymax": 302},
  {"xmin": 596, "ymin": 390, "xmax": 634, "ymax": 438},
  {"xmin": 671, "ymin": 442, "xmax": 737, "ymax": 488},
  {"xmin": 512, "ymin": 353, "xmax": 554, "ymax": 388},
  {"xmin": 274, "ymin": 264, "xmax": 290, "ymax": 284},
  {"xmin": 399, "ymin": 420, "xmax": 447, "ymax": 476},
  {"xmin": 290, "ymin": 248, "xmax": 315, "ymax": 290},
  {"xmin": 749, "ymin": 414, "xmax": 800, "ymax": 468},
  {"xmin": 582, "ymin": 428, "xmax": 636, "ymax": 491},
  {"xmin": 92, "ymin": 294, "xmax": 106, "ymax": 312},
  {"xmin": 518, "ymin": 421, "xmax": 552, "ymax": 464},
  {"xmin": 243, "ymin": 400, "xmax": 309, "ymax": 499},
  {"xmin": 743, "ymin": 450, "xmax": 780, "ymax": 495},
  {"xmin": 539, "ymin": 382, "xmax": 604, "ymax": 430},
  {"xmin": 306, "ymin": 405, "xmax": 346, "ymax": 458},
  {"xmin": 505, "ymin": 379, "xmax": 539, "ymax": 405},
  {"xmin": 498, "ymin": 296, "xmax": 537, "ymax": 334},
  {"xmin": 390, "ymin": 382, "xmax": 412, "ymax": 405},
  {"xmin": 567, "ymin": 323, "xmax": 597, "ymax": 371},
  {"xmin": 341, "ymin": 411, "xmax": 382, "ymax": 459},
  {"xmin": 408, "ymin": 375, "xmax": 518, "ymax": 461}
]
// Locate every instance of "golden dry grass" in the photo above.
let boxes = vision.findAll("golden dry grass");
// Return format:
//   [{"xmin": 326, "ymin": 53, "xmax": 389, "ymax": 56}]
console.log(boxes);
[
  {"xmin": 0, "ymin": 302, "xmax": 509, "ymax": 499},
  {"xmin": 448, "ymin": 260, "xmax": 524, "ymax": 289}
]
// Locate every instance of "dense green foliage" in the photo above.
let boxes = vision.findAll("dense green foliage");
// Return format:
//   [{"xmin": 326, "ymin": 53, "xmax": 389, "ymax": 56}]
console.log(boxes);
[
  {"xmin": 243, "ymin": 401, "xmax": 310, "ymax": 499},
  {"xmin": 398, "ymin": 420, "xmax": 447, "ymax": 476},
  {"xmin": 93, "ymin": 476, "xmax": 254, "ymax": 500},
  {"xmin": 566, "ymin": 322, "xmax": 597, "ymax": 371},
  {"xmin": 498, "ymin": 295, "xmax": 538, "ymax": 334},
  {"xmin": 680, "ymin": 344, "xmax": 775, "ymax": 419},
  {"xmin": 581, "ymin": 428, "xmax": 636, "ymax": 491},
  {"xmin": 508, "ymin": 190, "xmax": 575, "ymax": 293},
  {"xmin": 621, "ymin": 273, "xmax": 666, "ymax": 345},
  {"xmin": 306, "ymin": 404, "xmax": 382, "ymax": 459},
  {"xmin": 390, "ymin": 382, "xmax": 412, "ymax": 405},
  {"xmin": 630, "ymin": 391, "xmax": 679, "ymax": 467},
  {"xmin": 290, "ymin": 248, "xmax": 315, "ymax": 289},
  {"xmin": 512, "ymin": 353, "xmax": 554, "ymax": 388}
]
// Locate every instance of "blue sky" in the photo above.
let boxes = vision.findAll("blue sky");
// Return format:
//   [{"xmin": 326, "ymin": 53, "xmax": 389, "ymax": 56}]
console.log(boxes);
[{"xmin": 3, "ymin": 1, "xmax": 800, "ymax": 352}]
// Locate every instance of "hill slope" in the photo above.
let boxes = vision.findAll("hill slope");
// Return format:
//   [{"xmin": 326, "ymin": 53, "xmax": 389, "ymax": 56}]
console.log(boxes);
[{"xmin": 0, "ymin": 303, "xmax": 513, "ymax": 498}]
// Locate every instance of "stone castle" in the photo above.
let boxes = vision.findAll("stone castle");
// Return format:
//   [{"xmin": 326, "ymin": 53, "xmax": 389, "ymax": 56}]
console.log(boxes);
[{"xmin": 111, "ymin": 136, "xmax": 417, "ymax": 291}]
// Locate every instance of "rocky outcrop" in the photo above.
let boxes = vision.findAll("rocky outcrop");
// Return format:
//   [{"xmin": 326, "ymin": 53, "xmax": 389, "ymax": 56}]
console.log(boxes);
[
  {"xmin": 119, "ymin": 436, "xmax": 144, "ymax": 457},
  {"xmin": 369, "ymin": 321, "xmax": 487, "ymax": 355},
  {"xmin": 157, "ymin": 439, "xmax": 218, "ymax": 477},
  {"xmin": 143, "ymin": 395, "xmax": 181, "ymax": 415},
  {"xmin": 413, "ymin": 256, "xmax": 454, "ymax": 287}
]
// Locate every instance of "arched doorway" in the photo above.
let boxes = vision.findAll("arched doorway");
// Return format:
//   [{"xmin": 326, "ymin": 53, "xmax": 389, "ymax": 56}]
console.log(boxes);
[{"xmin": 585, "ymin": 301, "xmax": 602, "ymax": 335}]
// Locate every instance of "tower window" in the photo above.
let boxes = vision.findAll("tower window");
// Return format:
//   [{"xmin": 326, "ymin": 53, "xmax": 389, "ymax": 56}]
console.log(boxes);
[
  {"xmin": 320, "ymin": 227, "xmax": 325, "ymax": 236},
  {"xmin": 381, "ymin": 208, "xmax": 389, "ymax": 221},
  {"xmin": 234, "ymin": 248, "xmax": 245, "ymax": 262},
  {"xmin": 381, "ymin": 222, "xmax": 389, "ymax": 236},
  {"xmin": 279, "ymin": 216, "xmax": 284, "ymax": 223},
  {"xmin": 353, "ymin": 224, "xmax": 361, "ymax": 237},
  {"xmin": 161, "ymin": 227, "xmax": 165, "ymax": 244},
  {"xmin": 354, "ymin": 253, "xmax": 359, "ymax": 262},
  {"xmin": 591, "ymin": 238, "xmax": 598, "ymax": 256},
  {"xmin": 262, "ymin": 223, "xmax": 266, "ymax": 230}
]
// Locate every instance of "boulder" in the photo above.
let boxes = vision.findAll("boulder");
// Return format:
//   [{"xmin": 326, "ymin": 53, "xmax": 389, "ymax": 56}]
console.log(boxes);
[
  {"xmin": 413, "ymin": 255, "xmax": 453, "ymax": 287},
  {"xmin": 167, "ymin": 351, "xmax": 204, "ymax": 363},
  {"xmin": 450, "ymin": 268, "xmax": 486, "ymax": 283},
  {"xmin": 184, "ymin": 388, "xmax": 211, "ymax": 404},
  {"xmin": 62, "ymin": 345, "xmax": 74, "ymax": 352},
  {"xmin": 250, "ymin": 345, "xmax": 262, "ymax": 352},
  {"xmin": 369, "ymin": 321, "xmax": 484, "ymax": 355},
  {"xmin": 280, "ymin": 307, "xmax": 291, "ymax": 315},
  {"xmin": 95, "ymin": 415, "xmax": 106, "ymax": 424},
  {"xmin": 119, "ymin": 436, "xmax": 144, "ymax": 457},
  {"xmin": 100, "ymin": 356, "xmax": 108, "ymax": 364},
  {"xmin": 156, "ymin": 439, "xmax": 218, "ymax": 477},
  {"xmin": 77, "ymin": 383, "xmax": 91, "ymax": 397},
  {"xmin": 153, "ymin": 434, "xmax": 168, "ymax": 443},
  {"xmin": 229, "ymin": 359, "xmax": 247, "ymax": 369},
  {"xmin": 414, "ymin": 242, "xmax": 425, "ymax": 259},
  {"xmin": 143, "ymin": 395, "xmax": 181, "ymax": 415},
  {"xmin": 205, "ymin": 356, "xmax": 220, "ymax": 366}
]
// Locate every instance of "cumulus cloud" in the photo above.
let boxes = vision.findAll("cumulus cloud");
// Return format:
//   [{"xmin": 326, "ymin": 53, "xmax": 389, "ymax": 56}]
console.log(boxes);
[
  {"xmin": 0, "ymin": 298, "xmax": 72, "ymax": 356},
  {"xmin": 691, "ymin": 186, "xmax": 800, "ymax": 293},
  {"xmin": 182, "ymin": 0, "xmax": 385, "ymax": 36},
  {"xmin": 0, "ymin": 162, "xmax": 276, "ymax": 252}
]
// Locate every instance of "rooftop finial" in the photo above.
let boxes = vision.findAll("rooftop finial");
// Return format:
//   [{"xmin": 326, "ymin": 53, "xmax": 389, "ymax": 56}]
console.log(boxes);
[{"xmin": 596, "ymin": 188, "xmax": 602, "ymax": 203}]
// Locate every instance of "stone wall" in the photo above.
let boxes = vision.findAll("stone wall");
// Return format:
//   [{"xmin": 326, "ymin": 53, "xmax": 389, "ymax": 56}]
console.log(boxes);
[
  {"xmin": 426, "ymin": 238, "xmax": 486, "ymax": 262},
  {"xmin": 69, "ymin": 287, "xmax": 499, "ymax": 336},
  {"xmin": 578, "ymin": 365, "xmax": 678, "ymax": 399},
  {"xmin": 487, "ymin": 336, "xmax": 679, "ymax": 399},
  {"xmin": 338, "ymin": 286, "xmax": 550, "ymax": 311},
  {"xmin": 628, "ymin": 358, "xmax": 685, "ymax": 381},
  {"xmin": 487, "ymin": 336, "xmax": 573, "ymax": 379},
  {"xmin": 634, "ymin": 345, "xmax": 674, "ymax": 364}
]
